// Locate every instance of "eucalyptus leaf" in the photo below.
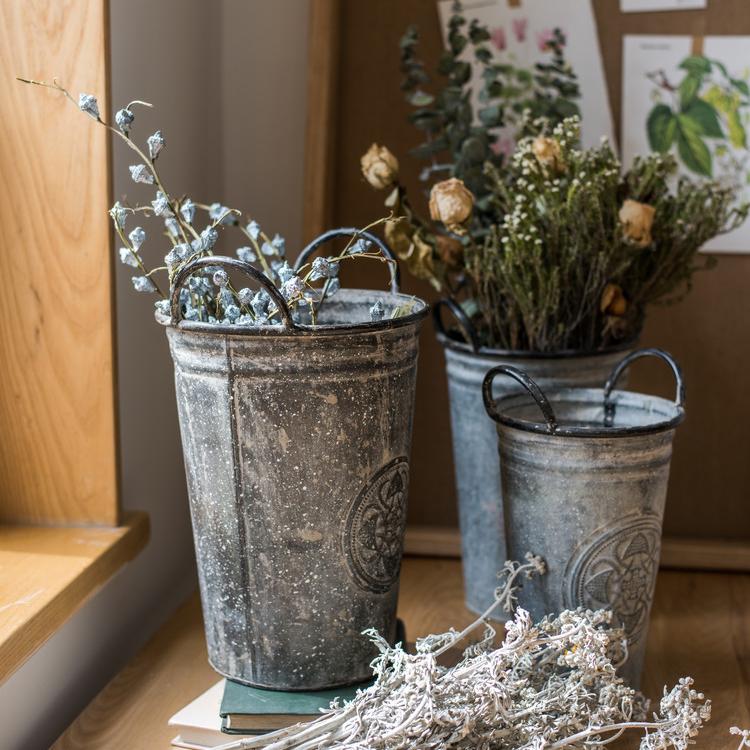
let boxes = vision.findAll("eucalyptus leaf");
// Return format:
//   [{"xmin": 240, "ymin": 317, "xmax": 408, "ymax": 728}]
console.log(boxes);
[{"xmin": 478, "ymin": 104, "xmax": 503, "ymax": 127}]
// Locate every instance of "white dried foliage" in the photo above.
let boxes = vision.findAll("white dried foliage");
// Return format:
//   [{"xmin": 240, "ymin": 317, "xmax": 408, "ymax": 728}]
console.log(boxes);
[{"xmin": 216, "ymin": 554, "xmax": 710, "ymax": 750}]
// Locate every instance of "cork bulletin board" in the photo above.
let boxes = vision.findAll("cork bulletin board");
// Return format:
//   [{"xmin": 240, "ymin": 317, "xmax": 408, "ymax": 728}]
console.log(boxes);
[{"xmin": 304, "ymin": 0, "xmax": 750, "ymax": 566}]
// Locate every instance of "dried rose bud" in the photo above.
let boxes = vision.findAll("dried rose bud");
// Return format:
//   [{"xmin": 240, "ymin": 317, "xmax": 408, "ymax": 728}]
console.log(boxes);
[
  {"xmin": 360, "ymin": 144, "xmax": 399, "ymax": 190},
  {"xmin": 429, "ymin": 178, "xmax": 474, "ymax": 233},
  {"xmin": 531, "ymin": 136, "xmax": 564, "ymax": 172},
  {"xmin": 619, "ymin": 199, "xmax": 655, "ymax": 248},
  {"xmin": 600, "ymin": 283, "xmax": 627, "ymax": 316}
]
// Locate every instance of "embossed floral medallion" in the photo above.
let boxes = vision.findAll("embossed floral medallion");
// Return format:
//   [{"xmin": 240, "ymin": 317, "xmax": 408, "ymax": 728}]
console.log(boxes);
[
  {"xmin": 343, "ymin": 456, "xmax": 409, "ymax": 594},
  {"xmin": 565, "ymin": 514, "xmax": 662, "ymax": 645}
]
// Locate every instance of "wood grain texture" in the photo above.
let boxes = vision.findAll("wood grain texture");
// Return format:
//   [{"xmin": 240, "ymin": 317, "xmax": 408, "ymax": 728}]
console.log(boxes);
[
  {"xmin": 302, "ymin": 0, "xmax": 341, "ymax": 241},
  {"xmin": 323, "ymin": 0, "xmax": 750, "ymax": 543},
  {"xmin": 405, "ymin": 525, "xmax": 750, "ymax": 572},
  {"xmin": 53, "ymin": 557, "xmax": 750, "ymax": 749},
  {"xmin": 0, "ymin": 0, "xmax": 119, "ymax": 524},
  {"xmin": 0, "ymin": 511, "xmax": 149, "ymax": 682}
]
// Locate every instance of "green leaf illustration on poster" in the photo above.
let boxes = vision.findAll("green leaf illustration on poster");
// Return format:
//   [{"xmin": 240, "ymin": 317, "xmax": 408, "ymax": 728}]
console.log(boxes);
[
  {"xmin": 647, "ymin": 104, "xmax": 676, "ymax": 152},
  {"xmin": 676, "ymin": 114, "xmax": 712, "ymax": 176},
  {"xmin": 645, "ymin": 53, "xmax": 750, "ymax": 178}
]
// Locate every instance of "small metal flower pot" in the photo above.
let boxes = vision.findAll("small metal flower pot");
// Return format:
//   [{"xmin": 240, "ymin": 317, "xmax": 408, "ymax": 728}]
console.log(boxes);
[
  {"xmin": 433, "ymin": 299, "xmax": 634, "ymax": 619},
  {"xmin": 167, "ymin": 230, "xmax": 428, "ymax": 690},
  {"xmin": 483, "ymin": 348, "xmax": 686, "ymax": 685}
]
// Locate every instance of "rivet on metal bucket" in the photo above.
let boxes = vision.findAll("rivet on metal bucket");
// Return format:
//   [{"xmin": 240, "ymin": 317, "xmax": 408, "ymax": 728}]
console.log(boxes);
[
  {"xmin": 433, "ymin": 297, "xmax": 635, "ymax": 619},
  {"xmin": 167, "ymin": 230, "xmax": 428, "ymax": 690},
  {"xmin": 483, "ymin": 348, "xmax": 686, "ymax": 686}
]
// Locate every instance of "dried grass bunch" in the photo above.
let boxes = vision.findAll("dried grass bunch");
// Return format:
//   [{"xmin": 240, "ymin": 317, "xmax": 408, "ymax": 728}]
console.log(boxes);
[{"xmin": 216, "ymin": 555, "xmax": 710, "ymax": 750}]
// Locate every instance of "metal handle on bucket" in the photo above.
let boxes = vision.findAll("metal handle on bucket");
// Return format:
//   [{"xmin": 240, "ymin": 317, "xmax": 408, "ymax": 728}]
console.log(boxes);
[
  {"xmin": 482, "ymin": 365, "xmax": 558, "ymax": 434},
  {"xmin": 432, "ymin": 298, "xmax": 480, "ymax": 352},
  {"xmin": 169, "ymin": 255, "xmax": 295, "ymax": 328},
  {"xmin": 603, "ymin": 347, "xmax": 685, "ymax": 428},
  {"xmin": 293, "ymin": 228, "xmax": 400, "ymax": 294}
]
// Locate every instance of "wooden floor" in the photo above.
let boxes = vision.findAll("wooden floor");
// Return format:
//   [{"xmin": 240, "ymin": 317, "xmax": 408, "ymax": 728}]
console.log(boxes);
[{"xmin": 54, "ymin": 558, "xmax": 750, "ymax": 749}]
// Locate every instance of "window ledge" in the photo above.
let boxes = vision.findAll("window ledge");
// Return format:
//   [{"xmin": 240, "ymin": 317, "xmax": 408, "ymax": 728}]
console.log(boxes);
[{"xmin": 0, "ymin": 511, "xmax": 149, "ymax": 682}]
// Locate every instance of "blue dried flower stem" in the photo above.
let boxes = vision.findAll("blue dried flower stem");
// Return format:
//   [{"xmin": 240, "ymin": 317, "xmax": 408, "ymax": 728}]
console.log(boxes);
[
  {"xmin": 18, "ymin": 78, "xmax": 195, "ymax": 248},
  {"xmin": 296, "ymin": 215, "xmax": 396, "ymax": 319},
  {"xmin": 238, "ymin": 226, "xmax": 273, "ymax": 277},
  {"xmin": 111, "ymin": 220, "xmax": 165, "ymax": 297}
]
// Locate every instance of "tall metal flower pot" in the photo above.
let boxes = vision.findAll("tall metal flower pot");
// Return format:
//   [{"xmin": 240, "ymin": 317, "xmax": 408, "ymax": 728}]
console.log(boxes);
[
  {"xmin": 433, "ymin": 299, "xmax": 634, "ymax": 619},
  {"xmin": 483, "ymin": 348, "xmax": 685, "ymax": 686},
  {"xmin": 167, "ymin": 230, "xmax": 428, "ymax": 690}
]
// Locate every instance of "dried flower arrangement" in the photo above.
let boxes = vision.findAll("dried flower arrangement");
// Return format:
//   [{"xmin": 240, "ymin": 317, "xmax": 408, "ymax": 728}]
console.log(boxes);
[
  {"xmin": 465, "ymin": 118, "xmax": 747, "ymax": 351},
  {"xmin": 364, "ymin": 117, "xmax": 746, "ymax": 352},
  {"xmin": 215, "ymin": 555, "xmax": 711, "ymax": 750},
  {"xmin": 19, "ymin": 78, "xmax": 397, "ymax": 328},
  {"xmin": 360, "ymin": 4, "xmax": 748, "ymax": 353}
]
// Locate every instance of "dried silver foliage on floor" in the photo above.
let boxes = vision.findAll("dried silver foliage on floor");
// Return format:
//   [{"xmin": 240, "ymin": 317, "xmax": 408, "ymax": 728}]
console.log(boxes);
[{"xmin": 217, "ymin": 555, "xmax": 710, "ymax": 750}]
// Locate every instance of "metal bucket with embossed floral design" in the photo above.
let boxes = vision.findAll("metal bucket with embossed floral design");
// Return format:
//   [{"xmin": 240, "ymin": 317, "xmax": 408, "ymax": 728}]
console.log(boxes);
[
  {"xmin": 433, "ymin": 299, "xmax": 635, "ymax": 620},
  {"xmin": 167, "ymin": 229, "xmax": 427, "ymax": 690},
  {"xmin": 483, "ymin": 348, "xmax": 685, "ymax": 686}
]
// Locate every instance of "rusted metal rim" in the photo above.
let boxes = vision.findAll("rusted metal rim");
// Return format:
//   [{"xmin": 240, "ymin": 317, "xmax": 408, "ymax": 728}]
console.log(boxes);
[
  {"xmin": 483, "ymin": 348, "xmax": 686, "ymax": 438},
  {"xmin": 491, "ymin": 391, "xmax": 685, "ymax": 438},
  {"xmin": 437, "ymin": 332, "xmax": 638, "ymax": 360},
  {"xmin": 172, "ymin": 293, "xmax": 429, "ymax": 337},
  {"xmin": 433, "ymin": 296, "xmax": 640, "ymax": 358},
  {"xmin": 435, "ymin": 328, "xmax": 638, "ymax": 360}
]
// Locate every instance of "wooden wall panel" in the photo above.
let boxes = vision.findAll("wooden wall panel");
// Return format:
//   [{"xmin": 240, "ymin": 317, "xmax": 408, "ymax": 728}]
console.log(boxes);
[
  {"xmin": 0, "ymin": 0, "xmax": 119, "ymax": 525},
  {"xmin": 324, "ymin": 0, "xmax": 750, "ymax": 541},
  {"xmin": 303, "ymin": 0, "xmax": 342, "ymax": 240}
]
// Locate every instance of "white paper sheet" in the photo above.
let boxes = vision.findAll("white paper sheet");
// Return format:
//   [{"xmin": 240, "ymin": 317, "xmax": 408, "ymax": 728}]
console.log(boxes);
[{"xmin": 622, "ymin": 35, "xmax": 750, "ymax": 252}]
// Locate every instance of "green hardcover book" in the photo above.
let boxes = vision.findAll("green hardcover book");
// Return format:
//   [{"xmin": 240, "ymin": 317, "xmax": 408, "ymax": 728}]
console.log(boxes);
[{"xmin": 219, "ymin": 680, "xmax": 369, "ymax": 735}]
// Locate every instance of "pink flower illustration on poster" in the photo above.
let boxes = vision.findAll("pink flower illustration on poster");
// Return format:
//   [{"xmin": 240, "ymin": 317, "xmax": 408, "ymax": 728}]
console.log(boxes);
[
  {"xmin": 491, "ymin": 26, "xmax": 507, "ymax": 51},
  {"xmin": 536, "ymin": 28, "xmax": 556, "ymax": 52},
  {"xmin": 512, "ymin": 18, "xmax": 527, "ymax": 43}
]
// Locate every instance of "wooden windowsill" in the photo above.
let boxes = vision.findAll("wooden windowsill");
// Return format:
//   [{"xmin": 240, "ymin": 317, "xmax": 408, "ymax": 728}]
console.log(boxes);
[{"xmin": 0, "ymin": 511, "xmax": 150, "ymax": 683}]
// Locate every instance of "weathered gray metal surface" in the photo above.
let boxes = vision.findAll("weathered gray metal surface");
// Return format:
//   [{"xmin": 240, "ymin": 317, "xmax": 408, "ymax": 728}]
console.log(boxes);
[
  {"xmin": 436, "ymin": 312, "xmax": 632, "ymax": 619},
  {"xmin": 167, "ymin": 252, "xmax": 427, "ymax": 690},
  {"xmin": 483, "ymin": 349, "xmax": 685, "ymax": 685}
]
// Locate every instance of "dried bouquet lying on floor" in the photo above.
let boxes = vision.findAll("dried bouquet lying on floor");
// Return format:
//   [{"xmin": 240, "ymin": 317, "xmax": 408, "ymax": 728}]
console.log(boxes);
[{"xmin": 217, "ymin": 555, "xmax": 710, "ymax": 750}]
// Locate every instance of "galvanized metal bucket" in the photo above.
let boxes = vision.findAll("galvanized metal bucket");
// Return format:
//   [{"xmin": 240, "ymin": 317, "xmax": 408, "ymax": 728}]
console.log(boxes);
[
  {"xmin": 433, "ymin": 298, "xmax": 634, "ymax": 619},
  {"xmin": 483, "ymin": 348, "xmax": 685, "ymax": 685},
  {"xmin": 167, "ymin": 229, "xmax": 428, "ymax": 690}
]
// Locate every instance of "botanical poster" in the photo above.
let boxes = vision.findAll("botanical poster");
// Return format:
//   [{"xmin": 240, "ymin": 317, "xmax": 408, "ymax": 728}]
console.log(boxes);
[
  {"xmin": 622, "ymin": 35, "xmax": 750, "ymax": 252},
  {"xmin": 436, "ymin": 0, "xmax": 615, "ymax": 152}
]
